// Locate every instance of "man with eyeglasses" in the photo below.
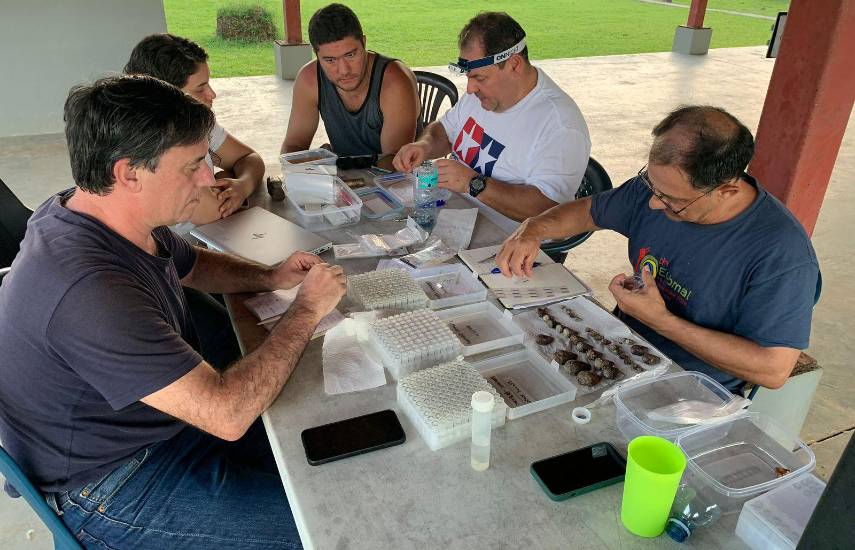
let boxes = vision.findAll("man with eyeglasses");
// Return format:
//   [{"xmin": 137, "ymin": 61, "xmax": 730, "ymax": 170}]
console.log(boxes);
[
  {"xmin": 497, "ymin": 106, "xmax": 819, "ymax": 392},
  {"xmin": 281, "ymin": 3, "xmax": 420, "ymax": 157},
  {"xmin": 393, "ymin": 11, "xmax": 591, "ymax": 234}
]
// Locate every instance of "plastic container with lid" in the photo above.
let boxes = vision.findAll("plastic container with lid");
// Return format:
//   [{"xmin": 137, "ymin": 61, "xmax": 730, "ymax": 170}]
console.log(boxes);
[
  {"xmin": 676, "ymin": 412, "xmax": 816, "ymax": 515},
  {"xmin": 279, "ymin": 148, "xmax": 337, "ymax": 174},
  {"xmin": 613, "ymin": 371, "xmax": 737, "ymax": 443},
  {"xmin": 287, "ymin": 176, "xmax": 362, "ymax": 230},
  {"xmin": 410, "ymin": 264, "xmax": 487, "ymax": 310},
  {"xmin": 735, "ymin": 473, "xmax": 825, "ymax": 550}
]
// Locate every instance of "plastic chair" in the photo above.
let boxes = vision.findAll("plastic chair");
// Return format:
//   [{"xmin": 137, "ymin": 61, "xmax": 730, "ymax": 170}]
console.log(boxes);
[
  {"xmin": 745, "ymin": 269, "xmax": 823, "ymax": 400},
  {"xmin": 0, "ymin": 445, "xmax": 82, "ymax": 549},
  {"xmin": 540, "ymin": 157, "xmax": 613, "ymax": 261},
  {"xmin": 0, "ymin": 176, "xmax": 33, "ymax": 267},
  {"xmin": 414, "ymin": 71, "xmax": 459, "ymax": 127}
]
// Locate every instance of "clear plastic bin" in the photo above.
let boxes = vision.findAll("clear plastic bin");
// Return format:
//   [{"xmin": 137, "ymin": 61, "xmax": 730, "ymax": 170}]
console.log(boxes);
[
  {"xmin": 470, "ymin": 348, "xmax": 577, "ymax": 419},
  {"xmin": 614, "ymin": 371, "xmax": 735, "ymax": 443},
  {"xmin": 676, "ymin": 412, "xmax": 816, "ymax": 515},
  {"xmin": 279, "ymin": 148, "xmax": 337, "ymax": 174},
  {"xmin": 435, "ymin": 301, "xmax": 525, "ymax": 355},
  {"xmin": 397, "ymin": 359, "xmax": 506, "ymax": 451},
  {"xmin": 411, "ymin": 264, "xmax": 487, "ymax": 310},
  {"xmin": 287, "ymin": 176, "xmax": 362, "ymax": 230},
  {"xmin": 735, "ymin": 474, "xmax": 825, "ymax": 550}
]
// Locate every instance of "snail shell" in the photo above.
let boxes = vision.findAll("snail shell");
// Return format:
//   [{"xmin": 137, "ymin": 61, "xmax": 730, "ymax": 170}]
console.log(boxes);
[
  {"xmin": 562, "ymin": 360, "xmax": 591, "ymax": 376},
  {"xmin": 630, "ymin": 344, "xmax": 650, "ymax": 356},
  {"xmin": 642, "ymin": 352, "xmax": 661, "ymax": 365},
  {"xmin": 553, "ymin": 349, "xmax": 577, "ymax": 365},
  {"xmin": 576, "ymin": 370, "xmax": 602, "ymax": 386},
  {"xmin": 536, "ymin": 334, "xmax": 554, "ymax": 346}
]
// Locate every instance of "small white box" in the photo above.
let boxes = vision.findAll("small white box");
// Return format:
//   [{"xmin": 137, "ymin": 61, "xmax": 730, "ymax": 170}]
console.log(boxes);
[
  {"xmin": 735, "ymin": 474, "xmax": 825, "ymax": 549},
  {"xmin": 435, "ymin": 301, "xmax": 525, "ymax": 355},
  {"xmin": 411, "ymin": 264, "xmax": 487, "ymax": 310}
]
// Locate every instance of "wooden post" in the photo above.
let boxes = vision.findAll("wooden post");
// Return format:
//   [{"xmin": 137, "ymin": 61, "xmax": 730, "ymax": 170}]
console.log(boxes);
[
  {"xmin": 750, "ymin": 0, "xmax": 855, "ymax": 235},
  {"xmin": 686, "ymin": 0, "xmax": 708, "ymax": 28},
  {"xmin": 283, "ymin": 0, "xmax": 302, "ymax": 45}
]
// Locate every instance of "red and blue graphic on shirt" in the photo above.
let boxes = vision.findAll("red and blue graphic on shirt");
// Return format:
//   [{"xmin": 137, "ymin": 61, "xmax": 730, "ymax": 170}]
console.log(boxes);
[{"xmin": 452, "ymin": 116, "xmax": 506, "ymax": 177}]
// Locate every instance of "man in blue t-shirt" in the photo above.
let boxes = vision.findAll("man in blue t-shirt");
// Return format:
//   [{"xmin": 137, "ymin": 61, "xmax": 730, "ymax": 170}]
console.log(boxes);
[
  {"xmin": 0, "ymin": 75, "xmax": 346, "ymax": 548},
  {"xmin": 496, "ymin": 105, "xmax": 819, "ymax": 392}
]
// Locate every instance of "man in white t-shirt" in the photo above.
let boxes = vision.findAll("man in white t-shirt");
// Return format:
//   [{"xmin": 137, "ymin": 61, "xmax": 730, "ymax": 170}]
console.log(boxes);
[{"xmin": 393, "ymin": 12, "xmax": 591, "ymax": 232}]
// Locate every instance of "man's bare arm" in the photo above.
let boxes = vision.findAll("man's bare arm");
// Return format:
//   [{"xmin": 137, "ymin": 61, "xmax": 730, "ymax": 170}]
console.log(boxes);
[
  {"xmin": 378, "ymin": 61, "xmax": 420, "ymax": 155},
  {"xmin": 609, "ymin": 269, "xmax": 799, "ymax": 389},
  {"xmin": 281, "ymin": 63, "xmax": 321, "ymax": 154},
  {"xmin": 496, "ymin": 197, "xmax": 600, "ymax": 277},
  {"xmin": 392, "ymin": 122, "xmax": 453, "ymax": 172},
  {"xmin": 143, "ymin": 265, "xmax": 346, "ymax": 440},
  {"xmin": 181, "ymin": 247, "xmax": 323, "ymax": 295}
]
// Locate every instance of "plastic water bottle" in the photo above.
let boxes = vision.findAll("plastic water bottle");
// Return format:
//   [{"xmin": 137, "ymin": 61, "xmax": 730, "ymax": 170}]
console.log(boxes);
[
  {"xmin": 470, "ymin": 391, "xmax": 494, "ymax": 471},
  {"xmin": 412, "ymin": 161, "xmax": 439, "ymax": 231},
  {"xmin": 665, "ymin": 483, "xmax": 722, "ymax": 543}
]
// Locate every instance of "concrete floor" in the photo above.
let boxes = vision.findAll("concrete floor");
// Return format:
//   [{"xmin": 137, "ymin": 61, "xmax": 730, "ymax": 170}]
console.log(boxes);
[{"xmin": 0, "ymin": 46, "xmax": 852, "ymax": 548}]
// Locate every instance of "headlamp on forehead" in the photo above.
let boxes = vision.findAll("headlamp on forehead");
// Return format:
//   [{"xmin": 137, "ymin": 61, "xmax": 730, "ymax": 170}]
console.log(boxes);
[{"xmin": 448, "ymin": 38, "xmax": 527, "ymax": 75}]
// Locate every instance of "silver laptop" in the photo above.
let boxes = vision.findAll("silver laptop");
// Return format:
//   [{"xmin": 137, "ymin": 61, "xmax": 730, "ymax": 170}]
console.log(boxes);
[{"xmin": 190, "ymin": 207, "xmax": 332, "ymax": 266}]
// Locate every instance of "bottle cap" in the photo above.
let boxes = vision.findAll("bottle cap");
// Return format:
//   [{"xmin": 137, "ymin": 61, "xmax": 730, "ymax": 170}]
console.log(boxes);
[
  {"xmin": 665, "ymin": 517, "xmax": 692, "ymax": 543},
  {"xmin": 471, "ymin": 391, "xmax": 495, "ymax": 412}
]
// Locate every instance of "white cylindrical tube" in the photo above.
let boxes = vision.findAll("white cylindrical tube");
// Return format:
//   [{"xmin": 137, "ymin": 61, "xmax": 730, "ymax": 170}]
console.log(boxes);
[{"xmin": 471, "ymin": 391, "xmax": 495, "ymax": 471}]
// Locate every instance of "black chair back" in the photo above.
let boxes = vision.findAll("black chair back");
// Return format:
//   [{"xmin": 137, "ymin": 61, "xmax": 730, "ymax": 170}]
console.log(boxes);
[
  {"xmin": 540, "ymin": 157, "xmax": 613, "ymax": 260},
  {"xmin": 0, "ymin": 176, "xmax": 33, "ymax": 267},
  {"xmin": 414, "ymin": 71, "xmax": 459, "ymax": 128}
]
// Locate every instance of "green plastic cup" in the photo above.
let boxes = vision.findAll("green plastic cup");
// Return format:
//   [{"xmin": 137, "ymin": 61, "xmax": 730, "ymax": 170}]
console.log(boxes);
[{"xmin": 620, "ymin": 435, "xmax": 687, "ymax": 537}]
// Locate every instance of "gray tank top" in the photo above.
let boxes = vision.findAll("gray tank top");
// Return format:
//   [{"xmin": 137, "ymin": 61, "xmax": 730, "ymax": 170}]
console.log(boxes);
[{"xmin": 317, "ymin": 52, "xmax": 392, "ymax": 156}]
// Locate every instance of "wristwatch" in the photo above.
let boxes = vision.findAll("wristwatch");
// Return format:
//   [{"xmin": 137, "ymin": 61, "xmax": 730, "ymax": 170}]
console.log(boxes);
[{"xmin": 469, "ymin": 174, "xmax": 488, "ymax": 197}]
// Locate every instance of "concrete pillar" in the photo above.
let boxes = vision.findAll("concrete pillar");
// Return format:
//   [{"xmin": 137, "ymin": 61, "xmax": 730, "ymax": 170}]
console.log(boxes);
[
  {"xmin": 750, "ymin": 0, "xmax": 855, "ymax": 235},
  {"xmin": 275, "ymin": 0, "xmax": 312, "ymax": 80},
  {"xmin": 672, "ymin": 0, "xmax": 711, "ymax": 55}
]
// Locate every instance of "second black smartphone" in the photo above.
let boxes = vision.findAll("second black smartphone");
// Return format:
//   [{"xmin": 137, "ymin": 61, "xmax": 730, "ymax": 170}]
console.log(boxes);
[
  {"xmin": 301, "ymin": 409, "xmax": 405, "ymax": 466},
  {"xmin": 530, "ymin": 442, "xmax": 626, "ymax": 501}
]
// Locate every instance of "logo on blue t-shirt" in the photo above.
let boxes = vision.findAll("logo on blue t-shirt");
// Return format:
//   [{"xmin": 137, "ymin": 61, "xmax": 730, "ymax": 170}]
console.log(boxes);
[
  {"xmin": 452, "ymin": 117, "xmax": 506, "ymax": 177},
  {"xmin": 635, "ymin": 248, "xmax": 694, "ymax": 304}
]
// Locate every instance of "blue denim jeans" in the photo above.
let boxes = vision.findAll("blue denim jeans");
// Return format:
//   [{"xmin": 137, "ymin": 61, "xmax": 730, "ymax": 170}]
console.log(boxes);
[{"xmin": 49, "ymin": 420, "xmax": 302, "ymax": 549}]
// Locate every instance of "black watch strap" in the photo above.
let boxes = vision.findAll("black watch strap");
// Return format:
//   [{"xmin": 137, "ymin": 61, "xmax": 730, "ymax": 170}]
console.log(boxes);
[{"xmin": 469, "ymin": 175, "xmax": 488, "ymax": 197}]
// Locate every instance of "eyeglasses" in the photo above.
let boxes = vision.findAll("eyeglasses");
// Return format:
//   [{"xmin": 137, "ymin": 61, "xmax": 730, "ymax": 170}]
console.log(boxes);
[{"xmin": 636, "ymin": 165, "xmax": 714, "ymax": 216}]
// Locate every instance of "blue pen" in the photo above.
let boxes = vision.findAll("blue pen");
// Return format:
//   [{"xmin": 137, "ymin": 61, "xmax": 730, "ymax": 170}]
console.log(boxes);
[{"xmin": 491, "ymin": 262, "xmax": 540, "ymax": 274}]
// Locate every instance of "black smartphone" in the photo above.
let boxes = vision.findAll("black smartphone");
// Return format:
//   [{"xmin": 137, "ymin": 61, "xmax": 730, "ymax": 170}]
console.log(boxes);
[
  {"xmin": 530, "ymin": 442, "xmax": 626, "ymax": 501},
  {"xmin": 301, "ymin": 409, "xmax": 405, "ymax": 466},
  {"xmin": 336, "ymin": 154, "xmax": 378, "ymax": 170}
]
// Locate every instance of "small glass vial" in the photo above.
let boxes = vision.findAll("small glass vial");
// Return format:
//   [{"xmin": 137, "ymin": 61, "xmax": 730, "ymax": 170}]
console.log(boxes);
[{"xmin": 470, "ymin": 391, "xmax": 495, "ymax": 471}]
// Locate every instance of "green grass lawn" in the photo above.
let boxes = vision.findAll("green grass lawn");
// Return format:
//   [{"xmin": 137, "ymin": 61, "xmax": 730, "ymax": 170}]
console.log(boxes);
[{"xmin": 164, "ymin": 0, "xmax": 785, "ymax": 78}]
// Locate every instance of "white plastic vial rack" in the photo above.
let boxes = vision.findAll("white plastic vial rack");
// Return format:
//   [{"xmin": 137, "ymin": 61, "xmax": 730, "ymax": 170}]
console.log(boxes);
[
  {"xmin": 347, "ymin": 268, "xmax": 429, "ymax": 311},
  {"xmin": 397, "ymin": 359, "xmax": 507, "ymax": 451},
  {"xmin": 368, "ymin": 309, "xmax": 462, "ymax": 379}
]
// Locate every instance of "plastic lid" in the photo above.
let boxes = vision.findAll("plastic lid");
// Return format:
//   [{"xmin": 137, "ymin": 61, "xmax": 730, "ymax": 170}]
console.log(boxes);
[
  {"xmin": 471, "ymin": 390, "xmax": 495, "ymax": 412},
  {"xmin": 665, "ymin": 517, "xmax": 692, "ymax": 543}
]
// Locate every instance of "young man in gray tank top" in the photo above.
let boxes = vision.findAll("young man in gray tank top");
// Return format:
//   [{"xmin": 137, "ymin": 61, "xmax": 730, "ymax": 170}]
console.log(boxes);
[{"xmin": 281, "ymin": 3, "xmax": 420, "ymax": 157}]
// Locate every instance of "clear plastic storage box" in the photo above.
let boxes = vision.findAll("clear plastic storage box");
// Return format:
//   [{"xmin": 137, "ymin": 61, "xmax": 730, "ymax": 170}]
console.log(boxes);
[
  {"xmin": 469, "ymin": 348, "xmax": 577, "ymax": 419},
  {"xmin": 279, "ymin": 148, "xmax": 337, "ymax": 172},
  {"xmin": 287, "ymin": 176, "xmax": 362, "ymax": 230},
  {"xmin": 676, "ymin": 412, "xmax": 816, "ymax": 515},
  {"xmin": 397, "ymin": 359, "xmax": 507, "ymax": 451},
  {"xmin": 435, "ymin": 301, "xmax": 526, "ymax": 355},
  {"xmin": 613, "ymin": 371, "xmax": 736, "ymax": 443},
  {"xmin": 410, "ymin": 264, "xmax": 487, "ymax": 310},
  {"xmin": 735, "ymin": 474, "xmax": 825, "ymax": 550}
]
